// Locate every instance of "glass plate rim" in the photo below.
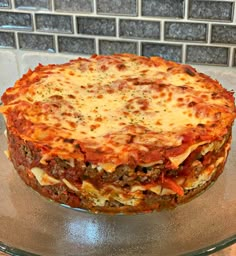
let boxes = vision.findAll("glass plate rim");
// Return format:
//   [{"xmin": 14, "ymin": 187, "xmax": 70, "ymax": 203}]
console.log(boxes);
[
  {"xmin": 182, "ymin": 235, "xmax": 236, "ymax": 256},
  {"xmin": 0, "ymin": 233, "xmax": 235, "ymax": 256}
]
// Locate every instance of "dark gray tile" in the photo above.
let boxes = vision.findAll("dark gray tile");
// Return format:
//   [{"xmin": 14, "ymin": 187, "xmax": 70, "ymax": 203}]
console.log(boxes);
[
  {"xmin": 142, "ymin": 0, "xmax": 184, "ymax": 18},
  {"xmin": 77, "ymin": 17, "xmax": 116, "ymax": 36},
  {"xmin": 186, "ymin": 45, "xmax": 229, "ymax": 65},
  {"xmin": 36, "ymin": 14, "xmax": 73, "ymax": 33},
  {"xmin": 165, "ymin": 22, "xmax": 207, "ymax": 42},
  {"xmin": 0, "ymin": 0, "xmax": 10, "ymax": 8},
  {"xmin": 18, "ymin": 33, "xmax": 55, "ymax": 52},
  {"xmin": 15, "ymin": 0, "xmax": 51, "ymax": 10},
  {"xmin": 54, "ymin": 0, "xmax": 93, "ymax": 13},
  {"xmin": 211, "ymin": 25, "xmax": 236, "ymax": 44},
  {"xmin": 142, "ymin": 42, "xmax": 182, "ymax": 63},
  {"xmin": 119, "ymin": 19, "xmax": 160, "ymax": 39},
  {"xmin": 97, "ymin": 0, "xmax": 137, "ymax": 16},
  {"xmin": 99, "ymin": 40, "xmax": 137, "ymax": 55},
  {"xmin": 0, "ymin": 11, "xmax": 32, "ymax": 30},
  {"xmin": 58, "ymin": 36, "xmax": 95, "ymax": 55},
  {"xmin": 0, "ymin": 31, "xmax": 15, "ymax": 47},
  {"xmin": 189, "ymin": 0, "xmax": 233, "ymax": 21}
]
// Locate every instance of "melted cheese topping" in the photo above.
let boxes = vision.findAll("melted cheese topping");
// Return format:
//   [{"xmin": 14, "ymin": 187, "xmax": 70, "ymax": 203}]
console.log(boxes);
[{"xmin": 1, "ymin": 54, "xmax": 235, "ymax": 168}]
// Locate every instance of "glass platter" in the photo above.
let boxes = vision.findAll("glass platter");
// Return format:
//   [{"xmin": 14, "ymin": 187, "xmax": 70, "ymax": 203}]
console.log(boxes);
[{"xmin": 0, "ymin": 69, "xmax": 236, "ymax": 256}]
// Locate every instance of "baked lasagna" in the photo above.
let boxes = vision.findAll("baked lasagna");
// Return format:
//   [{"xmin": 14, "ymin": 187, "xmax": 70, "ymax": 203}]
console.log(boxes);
[{"xmin": 0, "ymin": 54, "xmax": 235, "ymax": 214}]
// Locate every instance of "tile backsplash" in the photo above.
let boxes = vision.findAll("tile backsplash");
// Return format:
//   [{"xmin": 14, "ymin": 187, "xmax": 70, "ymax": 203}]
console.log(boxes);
[{"xmin": 0, "ymin": 0, "xmax": 236, "ymax": 66}]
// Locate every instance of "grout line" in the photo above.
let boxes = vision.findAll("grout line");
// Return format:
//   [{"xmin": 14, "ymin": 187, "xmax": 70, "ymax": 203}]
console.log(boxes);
[
  {"xmin": 160, "ymin": 20, "xmax": 165, "ymax": 42},
  {"xmin": 72, "ymin": 14, "xmax": 77, "ymax": 34},
  {"xmin": 207, "ymin": 23, "xmax": 212, "ymax": 45},
  {"xmin": 11, "ymin": 0, "xmax": 15, "ymax": 9},
  {"xmin": 93, "ymin": 0, "xmax": 97, "ymax": 14},
  {"xmin": 233, "ymin": 1, "xmax": 236, "ymax": 23},
  {"xmin": 137, "ymin": 40, "xmax": 141, "ymax": 55},
  {"xmin": 95, "ymin": 37, "xmax": 99, "ymax": 54},
  {"xmin": 185, "ymin": 42, "xmax": 231, "ymax": 48},
  {"xmin": 116, "ymin": 17, "xmax": 119, "ymax": 38},
  {"xmin": 51, "ymin": 0, "xmax": 55, "ymax": 12},
  {"xmin": 228, "ymin": 46, "xmax": 234, "ymax": 67},
  {"xmin": 15, "ymin": 31, "xmax": 19, "ymax": 49},
  {"xmin": 138, "ymin": 0, "xmax": 142, "ymax": 17},
  {"xmin": 54, "ymin": 34, "xmax": 59, "ymax": 53},
  {"xmin": 32, "ymin": 11, "xmax": 36, "ymax": 31},
  {"xmin": 182, "ymin": 43, "xmax": 187, "ymax": 64},
  {"xmin": 184, "ymin": 0, "xmax": 189, "ymax": 20}
]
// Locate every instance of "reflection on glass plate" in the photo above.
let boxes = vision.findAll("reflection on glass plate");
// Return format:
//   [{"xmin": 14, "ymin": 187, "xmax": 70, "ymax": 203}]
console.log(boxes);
[{"xmin": 0, "ymin": 69, "xmax": 236, "ymax": 256}]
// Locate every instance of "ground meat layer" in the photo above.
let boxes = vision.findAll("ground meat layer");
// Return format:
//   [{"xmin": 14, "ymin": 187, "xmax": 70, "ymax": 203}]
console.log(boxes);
[{"xmin": 7, "ymin": 129, "xmax": 231, "ymax": 214}]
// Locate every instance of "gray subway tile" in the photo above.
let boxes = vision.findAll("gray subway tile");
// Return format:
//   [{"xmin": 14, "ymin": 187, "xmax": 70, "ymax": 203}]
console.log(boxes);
[
  {"xmin": 0, "ymin": 0, "xmax": 10, "ymax": 8},
  {"xmin": 54, "ymin": 0, "xmax": 93, "ymax": 13},
  {"xmin": 142, "ymin": 0, "xmax": 184, "ymax": 18},
  {"xmin": 18, "ymin": 33, "xmax": 55, "ymax": 52},
  {"xmin": 0, "ymin": 11, "xmax": 32, "ymax": 30},
  {"xmin": 165, "ymin": 22, "xmax": 207, "ymax": 42},
  {"xmin": 186, "ymin": 45, "xmax": 229, "ymax": 65},
  {"xmin": 0, "ymin": 31, "xmax": 15, "ymax": 48},
  {"xmin": 99, "ymin": 40, "xmax": 137, "ymax": 55},
  {"xmin": 189, "ymin": 0, "xmax": 233, "ymax": 21},
  {"xmin": 58, "ymin": 36, "xmax": 95, "ymax": 55},
  {"xmin": 77, "ymin": 17, "xmax": 116, "ymax": 36},
  {"xmin": 36, "ymin": 14, "xmax": 73, "ymax": 33},
  {"xmin": 211, "ymin": 25, "xmax": 236, "ymax": 44},
  {"xmin": 97, "ymin": 0, "xmax": 137, "ymax": 16},
  {"xmin": 142, "ymin": 42, "xmax": 182, "ymax": 63},
  {"xmin": 120, "ymin": 19, "xmax": 160, "ymax": 40},
  {"xmin": 14, "ymin": 0, "xmax": 51, "ymax": 11}
]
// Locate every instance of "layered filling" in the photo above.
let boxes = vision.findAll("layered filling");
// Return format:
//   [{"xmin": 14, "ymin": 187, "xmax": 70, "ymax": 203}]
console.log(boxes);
[{"xmin": 6, "ymin": 129, "xmax": 231, "ymax": 210}]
